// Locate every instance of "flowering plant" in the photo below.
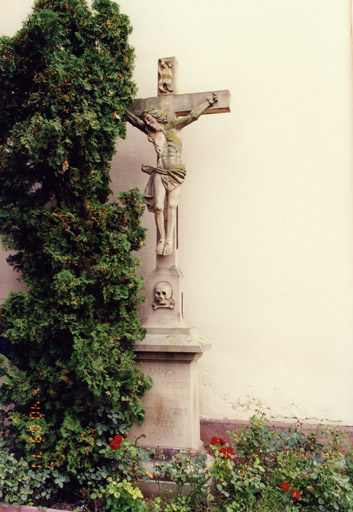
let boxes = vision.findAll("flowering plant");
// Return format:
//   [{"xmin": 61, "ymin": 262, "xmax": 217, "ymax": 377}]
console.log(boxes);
[
  {"xmin": 291, "ymin": 489, "xmax": 301, "ymax": 501},
  {"xmin": 280, "ymin": 481, "xmax": 290, "ymax": 492},
  {"xmin": 209, "ymin": 415, "xmax": 353, "ymax": 512},
  {"xmin": 110, "ymin": 434, "xmax": 124, "ymax": 451},
  {"xmin": 219, "ymin": 446, "xmax": 234, "ymax": 459},
  {"xmin": 210, "ymin": 436, "xmax": 225, "ymax": 446},
  {"xmin": 211, "ymin": 436, "xmax": 234, "ymax": 460}
]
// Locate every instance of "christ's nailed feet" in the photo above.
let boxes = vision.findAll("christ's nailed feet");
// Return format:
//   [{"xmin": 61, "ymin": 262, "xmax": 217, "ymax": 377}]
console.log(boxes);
[
  {"xmin": 156, "ymin": 238, "xmax": 165, "ymax": 255},
  {"xmin": 163, "ymin": 239, "xmax": 173, "ymax": 256}
]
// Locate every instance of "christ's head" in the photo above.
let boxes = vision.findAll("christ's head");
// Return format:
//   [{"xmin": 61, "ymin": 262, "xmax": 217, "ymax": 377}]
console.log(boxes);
[{"xmin": 142, "ymin": 107, "xmax": 167, "ymax": 131}]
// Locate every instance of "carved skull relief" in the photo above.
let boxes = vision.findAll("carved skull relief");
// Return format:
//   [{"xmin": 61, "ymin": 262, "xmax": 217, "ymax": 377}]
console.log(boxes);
[{"xmin": 152, "ymin": 281, "xmax": 175, "ymax": 310}]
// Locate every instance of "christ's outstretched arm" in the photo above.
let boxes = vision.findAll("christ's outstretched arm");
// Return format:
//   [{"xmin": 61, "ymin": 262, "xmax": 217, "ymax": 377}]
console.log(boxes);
[
  {"xmin": 173, "ymin": 93, "xmax": 218, "ymax": 130},
  {"xmin": 125, "ymin": 109, "xmax": 146, "ymax": 133}
]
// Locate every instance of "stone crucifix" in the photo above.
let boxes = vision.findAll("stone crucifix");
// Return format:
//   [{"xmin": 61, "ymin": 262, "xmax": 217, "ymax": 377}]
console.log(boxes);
[{"xmin": 126, "ymin": 57, "xmax": 231, "ymax": 258}]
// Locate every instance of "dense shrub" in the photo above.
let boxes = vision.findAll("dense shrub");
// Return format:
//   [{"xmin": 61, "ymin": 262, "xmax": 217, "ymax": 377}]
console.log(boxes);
[{"xmin": 0, "ymin": 0, "xmax": 151, "ymax": 501}]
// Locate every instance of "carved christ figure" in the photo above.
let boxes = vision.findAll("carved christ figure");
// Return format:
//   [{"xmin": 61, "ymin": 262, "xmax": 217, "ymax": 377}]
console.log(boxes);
[{"xmin": 126, "ymin": 93, "xmax": 218, "ymax": 256}]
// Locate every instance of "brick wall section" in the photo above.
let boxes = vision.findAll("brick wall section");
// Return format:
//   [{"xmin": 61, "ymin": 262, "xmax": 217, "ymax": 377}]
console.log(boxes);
[{"xmin": 201, "ymin": 419, "xmax": 353, "ymax": 455}]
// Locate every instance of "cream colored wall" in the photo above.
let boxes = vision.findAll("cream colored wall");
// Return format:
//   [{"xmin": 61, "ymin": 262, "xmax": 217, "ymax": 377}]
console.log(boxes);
[
  {"xmin": 1, "ymin": 0, "xmax": 353, "ymax": 424},
  {"xmin": 0, "ymin": 0, "xmax": 37, "ymax": 301}
]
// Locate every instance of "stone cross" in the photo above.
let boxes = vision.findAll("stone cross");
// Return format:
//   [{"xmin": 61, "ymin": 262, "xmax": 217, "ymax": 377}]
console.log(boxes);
[
  {"xmin": 128, "ymin": 59, "xmax": 230, "ymax": 454},
  {"xmin": 126, "ymin": 57, "xmax": 230, "ymax": 269},
  {"xmin": 126, "ymin": 57, "xmax": 230, "ymax": 334}
]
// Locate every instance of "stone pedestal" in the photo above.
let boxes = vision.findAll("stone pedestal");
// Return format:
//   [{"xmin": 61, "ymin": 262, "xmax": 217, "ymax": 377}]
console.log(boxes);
[
  {"xmin": 130, "ymin": 207, "xmax": 211, "ymax": 453},
  {"xmin": 130, "ymin": 333, "xmax": 211, "ymax": 451},
  {"xmin": 143, "ymin": 266, "xmax": 191, "ymax": 335}
]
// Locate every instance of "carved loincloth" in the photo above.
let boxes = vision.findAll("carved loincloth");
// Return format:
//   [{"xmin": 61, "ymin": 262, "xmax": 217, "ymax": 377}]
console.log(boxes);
[{"xmin": 142, "ymin": 165, "xmax": 186, "ymax": 212}]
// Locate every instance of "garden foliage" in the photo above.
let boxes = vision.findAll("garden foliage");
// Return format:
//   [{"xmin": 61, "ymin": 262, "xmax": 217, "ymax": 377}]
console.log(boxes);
[
  {"xmin": 210, "ymin": 415, "xmax": 353, "ymax": 512},
  {"xmin": 0, "ymin": 0, "xmax": 151, "ymax": 501}
]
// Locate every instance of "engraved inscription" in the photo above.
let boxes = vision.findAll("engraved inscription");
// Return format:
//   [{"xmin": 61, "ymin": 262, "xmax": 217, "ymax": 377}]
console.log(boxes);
[
  {"xmin": 146, "ymin": 393, "xmax": 189, "ymax": 403},
  {"xmin": 145, "ymin": 406, "xmax": 188, "ymax": 417},
  {"xmin": 145, "ymin": 379, "xmax": 189, "ymax": 390},
  {"xmin": 129, "ymin": 362, "xmax": 193, "ymax": 447},
  {"xmin": 144, "ymin": 419, "xmax": 176, "ymax": 429},
  {"xmin": 146, "ymin": 367, "xmax": 176, "ymax": 376}
]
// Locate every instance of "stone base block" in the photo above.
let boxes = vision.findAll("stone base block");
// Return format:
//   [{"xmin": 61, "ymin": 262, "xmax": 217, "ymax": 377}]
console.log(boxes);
[
  {"xmin": 130, "ymin": 333, "xmax": 211, "ymax": 451},
  {"xmin": 138, "ymin": 452, "xmax": 214, "ymax": 498},
  {"xmin": 139, "ymin": 479, "xmax": 192, "ymax": 499}
]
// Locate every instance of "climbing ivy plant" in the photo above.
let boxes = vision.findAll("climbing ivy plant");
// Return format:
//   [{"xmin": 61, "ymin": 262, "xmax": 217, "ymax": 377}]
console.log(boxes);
[{"xmin": 0, "ymin": 0, "xmax": 150, "ymax": 496}]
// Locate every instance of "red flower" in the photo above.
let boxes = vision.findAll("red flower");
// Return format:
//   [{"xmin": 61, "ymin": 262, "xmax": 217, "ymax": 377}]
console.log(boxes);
[
  {"xmin": 210, "ymin": 436, "xmax": 225, "ymax": 446},
  {"xmin": 280, "ymin": 481, "xmax": 290, "ymax": 492},
  {"xmin": 219, "ymin": 446, "xmax": 234, "ymax": 459},
  {"xmin": 109, "ymin": 434, "xmax": 123, "ymax": 450},
  {"xmin": 291, "ymin": 489, "xmax": 301, "ymax": 501}
]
